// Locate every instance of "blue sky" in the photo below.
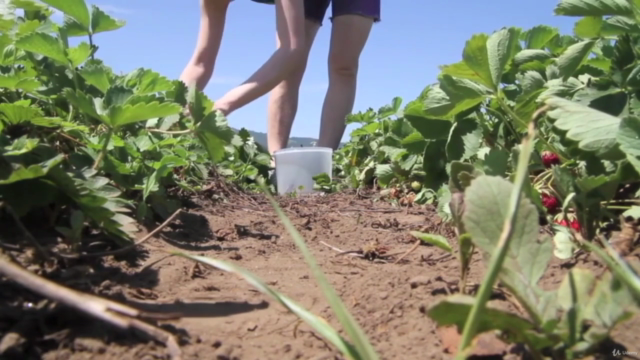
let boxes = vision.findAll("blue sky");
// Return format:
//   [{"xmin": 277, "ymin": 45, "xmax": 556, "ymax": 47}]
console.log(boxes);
[{"xmin": 57, "ymin": 0, "xmax": 576, "ymax": 141}]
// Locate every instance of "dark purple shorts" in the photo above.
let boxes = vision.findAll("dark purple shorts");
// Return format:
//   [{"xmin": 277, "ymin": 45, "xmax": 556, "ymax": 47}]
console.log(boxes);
[
  {"xmin": 304, "ymin": 0, "xmax": 380, "ymax": 25},
  {"xmin": 250, "ymin": 0, "xmax": 380, "ymax": 25}
]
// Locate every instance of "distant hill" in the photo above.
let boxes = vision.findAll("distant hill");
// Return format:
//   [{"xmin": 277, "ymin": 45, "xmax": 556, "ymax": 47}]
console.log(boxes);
[{"xmin": 234, "ymin": 128, "xmax": 344, "ymax": 148}]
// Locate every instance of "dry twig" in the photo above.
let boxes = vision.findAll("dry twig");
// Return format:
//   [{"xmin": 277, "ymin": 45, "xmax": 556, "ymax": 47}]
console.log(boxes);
[
  {"xmin": 393, "ymin": 240, "xmax": 421, "ymax": 264},
  {"xmin": 0, "ymin": 253, "xmax": 182, "ymax": 359},
  {"xmin": 319, "ymin": 241, "xmax": 361, "ymax": 258}
]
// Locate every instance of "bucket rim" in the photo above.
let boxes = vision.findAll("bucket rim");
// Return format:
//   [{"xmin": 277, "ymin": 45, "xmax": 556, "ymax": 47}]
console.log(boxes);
[{"xmin": 273, "ymin": 147, "xmax": 333, "ymax": 155}]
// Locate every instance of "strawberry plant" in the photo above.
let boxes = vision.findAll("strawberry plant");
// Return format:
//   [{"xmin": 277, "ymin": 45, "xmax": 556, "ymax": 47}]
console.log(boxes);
[
  {"xmin": 328, "ymin": 0, "xmax": 640, "ymax": 252},
  {"xmin": 393, "ymin": 0, "xmax": 640, "ymax": 356},
  {"xmin": 332, "ymin": 97, "xmax": 425, "ymax": 190},
  {"xmin": 322, "ymin": 0, "xmax": 640, "ymax": 354},
  {"xmin": 0, "ymin": 0, "xmax": 271, "ymax": 248},
  {"xmin": 429, "ymin": 185, "xmax": 637, "ymax": 357},
  {"xmin": 428, "ymin": 125, "xmax": 638, "ymax": 358},
  {"xmin": 218, "ymin": 128, "xmax": 272, "ymax": 191}
]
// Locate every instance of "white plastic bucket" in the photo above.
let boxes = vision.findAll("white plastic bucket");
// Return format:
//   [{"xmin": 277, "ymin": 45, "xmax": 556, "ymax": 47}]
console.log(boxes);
[{"xmin": 273, "ymin": 147, "xmax": 332, "ymax": 195}]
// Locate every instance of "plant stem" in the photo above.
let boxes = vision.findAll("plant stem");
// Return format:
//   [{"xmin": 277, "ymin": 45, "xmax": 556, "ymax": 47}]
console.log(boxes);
[
  {"xmin": 605, "ymin": 205, "xmax": 632, "ymax": 210},
  {"xmin": 485, "ymin": 106, "xmax": 522, "ymax": 143},
  {"xmin": 532, "ymin": 170, "xmax": 552, "ymax": 187},
  {"xmin": 69, "ymin": 62, "xmax": 80, "ymax": 90},
  {"xmin": 54, "ymin": 130, "xmax": 84, "ymax": 146},
  {"xmin": 88, "ymin": 33, "xmax": 95, "ymax": 60},
  {"xmin": 495, "ymin": 95, "xmax": 526, "ymax": 129},
  {"xmin": 604, "ymin": 199, "xmax": 640, "ymax": 204},
  {"xmin": 92, "ymin": 128, "xmax": 113, "ymax": 170},
  {"xmin": 456, "ymin": 122, "xmax": 537, "ymax": 358},
  {"xmin": 497, "ymin": 96, "xmax": 567, "ymax": 162},
  {"xmin": 67, "ymin": 105, "xmax": 74, "ymax": 122}
]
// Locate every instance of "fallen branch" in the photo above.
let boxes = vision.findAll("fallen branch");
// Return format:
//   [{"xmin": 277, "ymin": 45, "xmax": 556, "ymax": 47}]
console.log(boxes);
[
  {"xmin": 319, "ymin": 241, "xmax": 361, "ymax": 258},
  {"xmin": 320, "ymin": 241, "xmax": 403, "ymax": 263},
  {"xmin": 0, "ymin": 253, "xmax": 182, "ymax": 359}
]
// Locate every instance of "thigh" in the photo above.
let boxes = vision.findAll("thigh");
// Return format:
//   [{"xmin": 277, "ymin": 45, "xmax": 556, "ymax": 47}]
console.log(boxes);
[
  {"xmin": 276, "ymin": 19, "xmax": 321, "ymax": 59},
  {"xmin": 201, "ymin": 0, "xmax": 231, "ymax": 12},
  {"xmin": 275, "ymin": 0, "xmax": 306, "ymax": 49},
  {"xmin": 330, "ymin": 0, "xmax": 380, "ymax": 22},
  {"xmin": 327, "ymin": 14, "xmax": 373, "ymax": 68}
]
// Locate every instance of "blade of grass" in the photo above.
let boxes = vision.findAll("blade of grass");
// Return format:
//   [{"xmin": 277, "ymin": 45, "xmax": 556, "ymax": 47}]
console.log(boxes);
[
  {"xmin": 261, "ymin": 185, "xmax": 380, "ymax": 360},
  {"xmin": 170, "ymin": 252, "xmax": 360, "ymax": 358},
  {"xmin": 456, "ymin": 122, "xmax": 537, "ymax": 358}
]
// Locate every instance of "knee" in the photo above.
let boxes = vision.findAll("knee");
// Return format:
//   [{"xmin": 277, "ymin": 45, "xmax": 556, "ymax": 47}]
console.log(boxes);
[
  {"xmin": 328, "ymin": 55, "xmax": 358, "ymax": 79},
  {"xmin": 273, "ymin": 46, "xmax": 307, "ymax": 79},
  {"xmin": 282, "ymin": 46, "xmax": 306, "ymax": 68}
]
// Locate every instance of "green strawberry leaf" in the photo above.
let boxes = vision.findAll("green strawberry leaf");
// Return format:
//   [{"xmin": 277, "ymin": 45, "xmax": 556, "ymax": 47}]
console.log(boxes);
[
  {"xmin": 0, "ymin": 154, "xmax": 65, "ymax": 185},
  {"xmin": 462, "ymin": 33, "xmax": 494, "ymax": 89},
  {"xmin": 106, "ymin": 101, "xmax": 182, "ymax": 128},
  {"xmin": 90, "ymin": 5, "xmax": 125, "ymax": 34},
  {"xmin": 554, "ymin": 0, "xmax": 633, "ymax": 17},
  {"xmin": 40, "ymin": 0, "xmax": 91, "ymax": 30},
  {"xmin": 545, "ymin": 96, "xmax": 621, "ymax": 156},
  {"xmin": 573, "ymin": 16, "xmax": 604, "ymax": 38},
  {"xmin": 15, "ymin": 32, "xmax": 68, "ymax": 64},
  {"xmin": 195, "ymin": 111, "xmax": 235, "ymax": 162},
  {"xmin": 63, "ymin": 89, "xmax": 107, "ymax": 122},
  {"xmin": 0, "ymin": 74, "xmax": 41, "ymax": 92},
  {"xmin": 403, "ymin": 101, "xmax": 453, "ymax": 139},
  {"xmin": 523, "ymin": 25, "xmax": 558, "ymax": 49},
  {"xmin": 445, "ymin": 117, "xmax": 482, "ymax": 161},
  {"xmin": 556, "ymin": 40, "xmax": 597, "ymax": 80},
  {"xmin": 79, "ymin": 62, "xmax": 113, "ymax": 93},
  {"xmin": 67, "ymin": 41, "xmax": 91, "ymax": 67},
  {"xmin": 514, "ymin": 49, "xmax": 553, "ymax": 66},
  {"xmin": 463, "ymin": 175, "xmax": 554, "ymax": 321}
]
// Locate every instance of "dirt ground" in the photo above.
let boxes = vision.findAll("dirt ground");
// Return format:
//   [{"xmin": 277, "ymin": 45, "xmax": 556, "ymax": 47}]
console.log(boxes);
[{"xmin": 1, "ymin": 190, "xmax": 640, "ymax": 360}]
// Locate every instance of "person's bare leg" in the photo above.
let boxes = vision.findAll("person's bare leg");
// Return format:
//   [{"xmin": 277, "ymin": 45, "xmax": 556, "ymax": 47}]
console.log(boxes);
[
  {"xmin": 316, "ymin": 15, "xmax": 373, "ymax": 149},
  {"xmin": 179, "ymin": 0, "xmax": 230, "ymax": 91},
  {"xmin": 266, "ymin": 20, "xmax": 320, "ymax": 155},
  {"xmin": 214, "ymin": 0, "xmax": 306, "ymax": 115}
]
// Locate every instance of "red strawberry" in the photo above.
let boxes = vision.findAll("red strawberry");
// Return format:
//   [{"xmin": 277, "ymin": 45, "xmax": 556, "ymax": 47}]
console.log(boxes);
[
  {"xmin": 554, "ymin": 217, "xmax": 581, "ymax": 231},
  {"xmin": 541, "ymin": 193, "xmax": 559, "ymax": 211},
  {"xmin": 541, "ymin": 151, "xmax": 561, "ymax": 168},
  {"xmin": 569, "ymin": 219, "xmax": 581, "ymax": 231}
]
